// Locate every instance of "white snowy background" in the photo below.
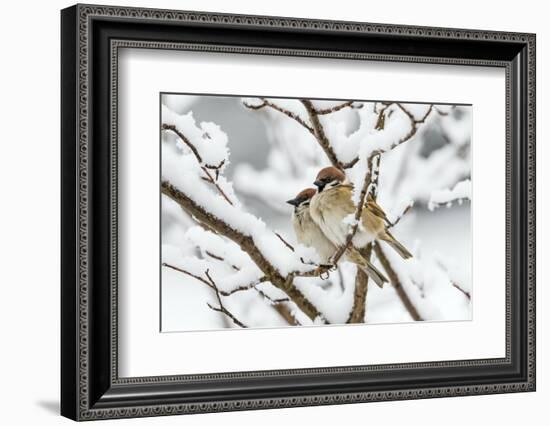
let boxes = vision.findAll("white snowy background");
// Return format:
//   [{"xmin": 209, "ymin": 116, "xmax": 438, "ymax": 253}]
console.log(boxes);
[{"xmin": 160, "ymin": 94, "xmax": 472, "ymax": 331}]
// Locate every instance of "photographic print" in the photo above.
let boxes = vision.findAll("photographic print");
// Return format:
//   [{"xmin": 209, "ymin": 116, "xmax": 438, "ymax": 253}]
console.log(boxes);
[{"xmin": 160, "ymin": 94, "xmax": 472, "ymax": 331}]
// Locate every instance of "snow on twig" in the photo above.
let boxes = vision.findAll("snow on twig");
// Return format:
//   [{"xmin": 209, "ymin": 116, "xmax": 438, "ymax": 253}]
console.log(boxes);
[
  {"xmin": 162, "ymin": 106, "xmax": 335, "ymax": 322},
  {"xmin": 164, "ymin": 97, "xmax": 470, "ymax": 327},
  {"xmin": 428, "ymin": 179, "xmax": 471, "ymax": 211}
]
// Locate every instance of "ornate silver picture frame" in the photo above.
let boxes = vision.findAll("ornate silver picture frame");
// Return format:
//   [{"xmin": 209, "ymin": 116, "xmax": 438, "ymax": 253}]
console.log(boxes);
[{"xmin": 61, "ymin": 4, "xmax": 535, "ymax": 421}]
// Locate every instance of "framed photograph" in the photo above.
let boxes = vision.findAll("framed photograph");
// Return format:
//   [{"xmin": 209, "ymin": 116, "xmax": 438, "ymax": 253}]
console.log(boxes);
[{"xmin": 61, "ymin": 4, "xmax": 536, "ymax": 421}]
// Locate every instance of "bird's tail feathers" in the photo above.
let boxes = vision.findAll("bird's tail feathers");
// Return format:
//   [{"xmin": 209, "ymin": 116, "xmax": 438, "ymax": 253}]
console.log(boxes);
[
  {"xmin": 381, "ymin": 231, "xmax": 413, "ymax": 259},
  {"xmin": 346, "ymin": 247, "xmax": 388, "ymax": 288}
]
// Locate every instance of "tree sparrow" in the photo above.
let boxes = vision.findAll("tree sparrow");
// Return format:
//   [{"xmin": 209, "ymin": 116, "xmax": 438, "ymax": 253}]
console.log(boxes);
[
  {"xmin": 310, "ymin": 166, "xmax": 412, "ymax": 262},
  {"xmin": 287, "ymin": 188, "xmax": 389, "ymax": 287},
  {"xmin": 286, "ymin": 188, "xmax": 337, "ymax": 263}
]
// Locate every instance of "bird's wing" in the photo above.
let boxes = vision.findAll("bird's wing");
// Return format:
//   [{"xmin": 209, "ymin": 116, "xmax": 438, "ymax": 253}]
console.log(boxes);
[
  {"xmin": 366, "ymin": 193, "xmax": 392, "ymax": 226},
  {"xmin": 311, "ymin": 187, "xmax": 355, "ymax": 247}
]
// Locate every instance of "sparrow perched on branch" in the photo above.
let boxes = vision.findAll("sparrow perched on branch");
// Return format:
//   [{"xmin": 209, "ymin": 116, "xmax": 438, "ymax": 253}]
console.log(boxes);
[
  {"xmin": 310, "ymin": 165, "xmax": 412, "ymax": 263},
  {"xmin": 287, "ymin": 188, "xmax": 389, "ymax": 287},
  {"xmin": 287, "ymin": 188, "xmax": 337, "ymax": 263}
]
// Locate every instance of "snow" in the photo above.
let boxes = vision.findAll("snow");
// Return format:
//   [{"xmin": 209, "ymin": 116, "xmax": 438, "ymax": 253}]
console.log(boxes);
[
  {"xmin": 185, "ymin": 226, "xmax": 254, "ymax": 270},
  {"xmin": 162, "ymin": 104, "xmax": 229, "ymax": 169},
  {"xmin": 428, "ymin": 179, "xmax": 472, "ymax": 211},
  {"xmin": 340, "ymin": 105, "xmax": 423, "ymax": 205},
  {"xmin": 241, "ymin": 97, "xmax": 310, "ymax": 125},
  {"xmin": 162, "ymin": 104, "xmax": 318, "ymax": 277},
  {"xmin": 293, "ymin": 263, "xmax": 357, "ymax": 324},
  {"xmin": 387, "ymin": 198, "xmax": 414, "ymax": 224},
  {"xmin": 161, "ymin": 96, "xmax": 473, "ymax": 331},
  {"xmin": 162, "ymin": 94, "xmax": 199, "ymax": 114}
]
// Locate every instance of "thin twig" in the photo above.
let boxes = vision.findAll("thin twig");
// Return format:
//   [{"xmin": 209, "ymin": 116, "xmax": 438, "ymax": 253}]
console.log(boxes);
[
  {"xmin": 162, "ymin": 123, "xmax": 234, "ymax": 205},
  {"xmin": 205, "ymin": 270, "xmax": 248, "ymax": 328},
  {"xmin": 373, "ymin": 243, "xmax": 423, "ymax": 321},
  {"xmin": 435, "ymin": 259, "xmax": 471, "ymax": 301},
  {"xmin": 199, "ymin": 165, "xmax": 234, "ymax": 206},
  {"xmin": 204, "ymin": 251, "xmax": 240, "ymax": 271},
  {"xmin": 433, "ymin": 106, "xmax": 453, "ymax": 116},
  {"xmin": 301, "ymin": 99, "xmax": 344, "ymax": 169},
  {"xmin": 330, "ymin": 153, "xmax": 378, "ymax": 266},
  {"xmin": 162, "ymin": 262, "xmax": 212, "ymax": 287},
  {"xmin": 275, "ymin": 232, "xmax": 295, "ymax": 252},
  {"xmin": 243, "ymin": 99, "xmax": 315, "ymax": 134},
  {"xmin": 162, "ymin": 262, "xmax": 267, "ymax": 296},
  {"xmin": 313, "ymin": 101, "xmax": 356, "ymax": 115},
  {"xmin": 346, "ymin": 153, "xmax": 384, "ymax": 324},
  {"xmin": 162, "ymin": 124, "xmax": 203, "ymax": 163},
  {"xmin": 162, "ymin": 181, "xmax": 327, "ymax": 322},
  {"xmin": 389, "ymin": 203, "xmax": 413, "ymax": 228},
  {"xmin": 253, "ymin": 287, "xmax": 290, "ymax": 304},
  {"xmin": 342, "ymin": 103, "xmax": 436, "ymax": 169},
  {"xmin": 452, "ymin": 282, "xmax": 471, "ymax": 300},
  {"xmin": 372, "ymin": 103, "xmax": 434, "ymax": 155}
]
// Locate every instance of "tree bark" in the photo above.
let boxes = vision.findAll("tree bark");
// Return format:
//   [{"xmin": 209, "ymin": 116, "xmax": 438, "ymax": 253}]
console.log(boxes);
[
  {"xmin": 347, "ymin": 244, "xmax": 372, "ymax": 323},
  {"xmin": 161, "ymin": 180, "xmax": 325, "ymax": 322},
  {"xmin": 374, "ymin": 243, "xmax": 422, "ymax": 321}
]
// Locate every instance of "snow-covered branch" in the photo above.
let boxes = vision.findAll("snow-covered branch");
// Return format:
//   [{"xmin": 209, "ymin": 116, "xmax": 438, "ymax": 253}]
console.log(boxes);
[
  {"xmin": 243, "ymin": 98, "xmax": 314, "ymax": 135},
  {"xmin": 161, "ymin": 181, "xmax": 328, "ymax": 322},
  {"xmin": 428, "ymin": 179, "xmax": 472, "ymax": 211},
  {"xmin": 162, "ymin": 96, "xmax": 471, "ymax": 329},
  {"xmin": 347, "ymin": 245, "xmax": 372, "ymax": 323},
  {"xmin": 301, "ymin": 99, "xmax": 345, "ymax": 169},
  {"xmin": 204, "ymin": 270, "xmax": 248, "ymax": 328},
  {"xmin": 313, "ymin": 100, "xmax": 361, "ymax": 115},
  {"xmin": 373, "ymin": 242, "xmax": 423, "ymax": 321},
  {"xmin": 242, "ymin": 99, "xmax": 448, "ymax": 323}
]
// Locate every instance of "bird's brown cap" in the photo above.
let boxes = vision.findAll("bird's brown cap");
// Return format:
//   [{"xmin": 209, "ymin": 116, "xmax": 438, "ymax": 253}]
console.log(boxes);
[
  {"xmin": 286, "ymin": 188, "xmax": 316, "ymax": 207},
  {"xmin": 314, "ymin": 166, "xmax": 346, "ymax": 191}
]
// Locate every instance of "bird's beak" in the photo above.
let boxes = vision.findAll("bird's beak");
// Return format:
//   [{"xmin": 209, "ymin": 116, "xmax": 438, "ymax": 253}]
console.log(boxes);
[
  {"xmin": 286, "ymin": 198, "xmax": 299, "ymax": 207},
  {"xmin": 314, "ymin": 180, "xmax": 325, "ymax": 192}
]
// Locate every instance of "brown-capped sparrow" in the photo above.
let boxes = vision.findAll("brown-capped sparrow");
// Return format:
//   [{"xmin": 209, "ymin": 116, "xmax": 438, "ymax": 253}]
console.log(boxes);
[
  {"xmin": 287, "ymin": 188, "xmax": 389, "ymax": 287},
  {"xmin": 310, "ymin": 166, "xmax": 412, "ymax": 267},
  {"xmin": 286, "ymin": 188, "xmax": 337, "ymax": 263}
]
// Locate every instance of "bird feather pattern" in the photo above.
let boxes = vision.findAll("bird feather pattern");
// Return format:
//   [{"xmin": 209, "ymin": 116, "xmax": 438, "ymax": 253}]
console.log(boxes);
[{"xmin": 292, "ymin": 204, "xmax": 337, "ymax": 263}]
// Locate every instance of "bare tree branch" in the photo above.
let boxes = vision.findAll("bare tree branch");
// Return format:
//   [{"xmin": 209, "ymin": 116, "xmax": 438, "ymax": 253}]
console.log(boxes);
[
  {"xmin": 162, "ymin": 124, "xmax": 225, "ymax": 170},
  {"xmin": 162, "ymin": 123, "xmax": 234, "ymax": 205},
  {"xmin": 163, "ymin": 99, "xmax": 443, "ymax": 327},
  {"xmin": 329, "ymin": 153, "xmax": 378, "ymax": 267},
  {"xmin": 199, "ymin": 165, "xmax": 235, "ymax": 206},
  {"xmin": 243, "ymin": 98, "xmax": 315, "ymax": 135},
  {"xmin": 347, "ymin": 244, "xmax": 372, "ymax": 323},
  {"xmin": 435, "ymin": 259, "xmax": 471, "ymax": 301},
  {"xmin": 274, "ymin": 231, "xmax": 295, "ymax": 252},
  {"xmin": 313, "ymin": 101, "xmax": 358, "ymax": 115},
  {"xmin": 163, "ymin": 256, "xmax": 306, "ymax": 327},
  {"xmin": 273, "ymin": 303, "xmax": 301, "ymax": 326},
  {"xmin": 452, "ymin": 282, "xmax": 471, "ymax": 300},
  {"xmin": 162, "ymin": 124, "xmax": 204, "ymax": 163},
  {"xmin": 373, "ymin": 243, "xmax": 423, "ymax": 321},
  {"xmin": 161, "ymin": 181, "xmax": 328, "ymax": 323},
  {"xmin": 205, "ymin": 270, "xmax": 248, "ymax": 328},
  {"xmin": 162, "ymin": 262, "xmax": 268, "ymax": 296},
  {"xmin": 301, "ymin": 99, "xmax": 343, "ymax": 169},
  {"xmin": 253, "ymin": 287, "xmax": 290, "ymax": 304},
  {"xmin": 161, "ymin": 262, "xmax": 248, "ymax": 327},
  {"xmin": 204, "ymin": 251, "xmax": 240, "ymax": 271},
  {"xmin": 389, "ymin": 203, "xmax": 413, "ymax": 228}
]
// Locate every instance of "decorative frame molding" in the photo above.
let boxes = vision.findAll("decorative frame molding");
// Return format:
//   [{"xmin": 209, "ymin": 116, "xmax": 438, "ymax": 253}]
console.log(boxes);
[{"xmin": 61, "ymin": 3, "xmax": 535, "ymax": 421}]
